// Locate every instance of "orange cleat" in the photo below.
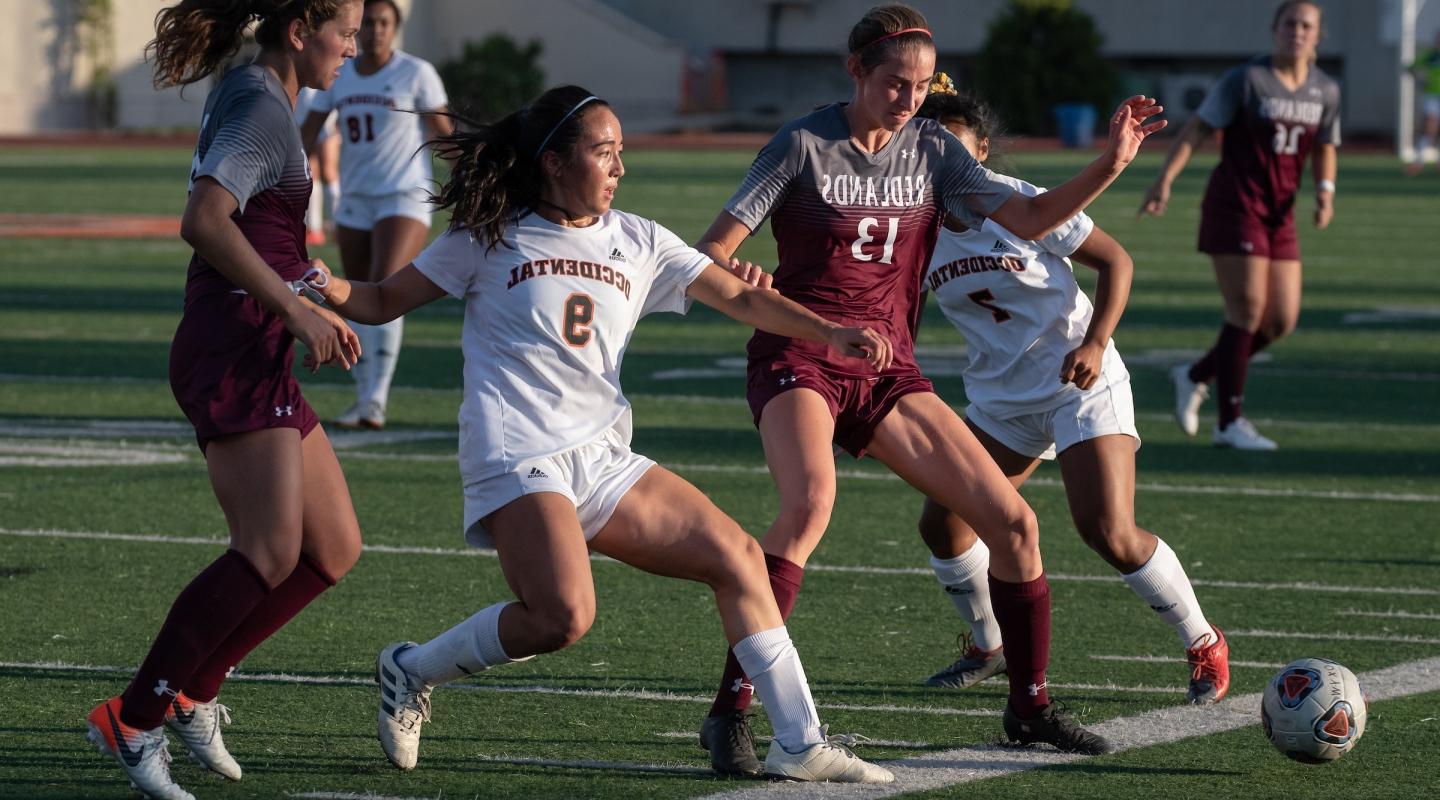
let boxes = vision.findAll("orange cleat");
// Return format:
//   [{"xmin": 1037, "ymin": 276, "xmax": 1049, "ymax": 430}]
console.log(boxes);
[
  {"xmin": 85, "ymin": 695, "xmax": 194, "ymax": 800},
  {"xmin": 1186, "ymin": 625, "xmax": 1231, "ymax": 705},
  {"xmin": 305, "ymin": 228, "xmax": 327, "ymax": 247}
]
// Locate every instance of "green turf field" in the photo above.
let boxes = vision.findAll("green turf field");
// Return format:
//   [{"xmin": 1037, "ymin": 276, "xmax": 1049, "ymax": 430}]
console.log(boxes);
[{"xmin": 1, "ymin": 144, "xmax": 1437, "ymax": 800}]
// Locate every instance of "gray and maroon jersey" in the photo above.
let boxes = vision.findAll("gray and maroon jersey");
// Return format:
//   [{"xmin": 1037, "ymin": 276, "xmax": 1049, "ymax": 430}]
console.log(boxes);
[
  {"xmin": 726, "ymin": 104, "xmax": 1014, "ymax": 378},
  {"xmin": 185, "ymin": 64, "xmax": 313, "ymax": 304},
  {"xmin": 1197, "ymin": 55, "xmax": 1341, "ymax": 222}
]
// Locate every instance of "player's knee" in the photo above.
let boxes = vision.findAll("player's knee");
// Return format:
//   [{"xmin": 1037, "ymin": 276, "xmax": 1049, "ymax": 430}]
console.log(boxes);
[
  {"xmin": 776, "ymin": 487, "xmax": 835, "ymax": 538},
  {"xmin": 1262, "ymin": 314, "xmax": 1297, "ymax": 342},
  {"xmin": 530, "ymin": 597, "xmax": 595, "ymax": 653},
  {"xmin": 699, "ymin": 527, "xmax": 765, "ymax": 590},
  {"xmin": 240, "ymin": 542, "xmax": 302, "ymax": 589},
  {"xmin": 1075, "ymin": 513, "xmax": 1142, "ymax": 569}
]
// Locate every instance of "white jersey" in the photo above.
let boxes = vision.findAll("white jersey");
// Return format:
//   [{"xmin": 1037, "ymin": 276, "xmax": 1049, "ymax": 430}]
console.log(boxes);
[
  {"xmin": 310, "ymin": 51, "xmax": 448, "ymax": 197},
  {"xmin": 924, "ymin": 175, "xmax": 1128, "ymax": 418},
  {"xmin": 414, "ymin": 210, "xmax": 712, "ymax": 484}
]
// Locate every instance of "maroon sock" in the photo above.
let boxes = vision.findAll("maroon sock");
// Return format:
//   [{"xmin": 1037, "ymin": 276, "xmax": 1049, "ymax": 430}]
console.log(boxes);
[
  {"xmin": 1215, "ymin": 323, "xmax": 1255, "ymax": 428},
  {"xmin": 988, "ymin": 572, "xmax": 1051, "ymax": 718},
  {"xmin": 707, "ymin": 553, "xmax": 805, "ymax": 718},
  {"xmin": 119, "ymin": 550, "xmax": 271, "ymax": 729},
  {"xmin": 1191, "ymin": 328, "xmax": 1271, "ymax": 386},
  {"xmin": 184, "ymin": 554, "xmax": 338, "ymax": 703}
]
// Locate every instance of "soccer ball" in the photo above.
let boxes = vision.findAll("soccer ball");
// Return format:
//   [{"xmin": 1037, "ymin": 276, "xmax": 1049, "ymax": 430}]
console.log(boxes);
[{"xmin": 1260, "ymin": 657, "xmax": 1367, "ymax": 763}]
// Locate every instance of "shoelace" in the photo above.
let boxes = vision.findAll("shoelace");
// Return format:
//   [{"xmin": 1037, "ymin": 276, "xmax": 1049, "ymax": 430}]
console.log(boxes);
[
  {"xmin": 821, "ymin": 725, "xmax": 872, "ymax": 749},
  {"xmin": 215, "ymin": 703, "xmax": 232, "ymax": 727},
  {"xmin": 397, "ymin": 686, "xmax": 433, "ymax": 729},
  {"xmin": 724, "ymin": 713, "xmax": 755, "ymax": 751}
]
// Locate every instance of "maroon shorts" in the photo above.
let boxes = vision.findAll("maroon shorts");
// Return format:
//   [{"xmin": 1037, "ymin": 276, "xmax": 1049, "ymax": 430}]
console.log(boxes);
[
  {"xmin": 169, "ymin": 292, "xmax": 319, "ymax": 452},
  {"xmin": 747, "ymin": 355, "xmax": 934, "ymax": 458},
  {"xmin": 1197, "ymin": 205, "xmax": 1299, "ymax": 260}
]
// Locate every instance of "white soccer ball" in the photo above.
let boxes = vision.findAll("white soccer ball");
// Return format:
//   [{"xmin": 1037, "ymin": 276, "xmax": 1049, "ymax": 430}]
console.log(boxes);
[{"xmin": 1260, "ymin": 657, "xmax": 1367, "ymax": 763}]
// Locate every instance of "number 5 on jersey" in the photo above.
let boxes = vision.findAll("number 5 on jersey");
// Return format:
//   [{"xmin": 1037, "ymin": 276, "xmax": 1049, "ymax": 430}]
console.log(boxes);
[{"xmin": 563, "ymin": 293, "xmax": 595, "ymax": 347}]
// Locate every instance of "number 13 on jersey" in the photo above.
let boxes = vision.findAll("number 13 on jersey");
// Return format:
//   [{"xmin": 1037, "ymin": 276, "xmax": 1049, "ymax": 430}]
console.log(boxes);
[{"xmin": 852, "ymin": 217, "xmax": 898, "ymax": 264}]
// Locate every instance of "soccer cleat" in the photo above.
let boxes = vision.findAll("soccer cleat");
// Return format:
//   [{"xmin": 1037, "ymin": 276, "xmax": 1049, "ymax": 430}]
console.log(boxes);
[
  {"xmin": 1186, "ymin": 626, "xmax": 1231, "ymax": 705},
  {"xmin": 699, "ymin": 710, "xmax": 765, "ymax": 778},
  {"xmin": 376, "ymin": 642, "xmax": 432, "ymax": 771},
  {"xmin": 1002, "ymin": 702, "xmax": 1111, "ymax": 755},
  {"xmin": 305, "ymin": 228, "xmax": 327, "ymax": 247},
  {"xmin": 335, "ymin": 399, "xmax": 385, "ymax": 430},
  {"xmin": 1170, "ymin": 364, "xmax": 1209, "ymax": 437},
  {"xmin": 1212, "ymin": 417, "xmax": 1277, "ymax": 451},
  {"xmin": 926, "ymin": 633, "xmax": 1006, "ymax": 690},
  {"xmin": 85, "ymin": 696, "xmax": 196, "ymax": 800},
  {"xmin": 763, "ymin": 739, "xmax": 895, "ymax": 783},
  {"xmin": 165, "ymin": 692, "xmax": 242, "ymax": 780}
]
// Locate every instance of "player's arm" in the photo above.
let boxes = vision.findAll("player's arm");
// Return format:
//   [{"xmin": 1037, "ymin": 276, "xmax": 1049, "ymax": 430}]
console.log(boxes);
[
  {"xmin": 181, "ymin": 178, "xmax": 358, "ymax": 369},
  {"xmin": 311, "ymin": 262, "xmax": 447, "ymax": 325},
  {"xmin": 687, "ymin": 262, "xmax": 891, "ymax": 371},
  {"xmin": 989, "ymin": 96, "xmax": 1166, "ymax": 240},
  {"xmin": 300, "ymin": 111, "xmax": 330, "ymax": 154},
  {"xmin": 1137, "ymin": 115, "xmax": 1214, "ymax": 218},
  {"xmin": 1061, "ymin": 225, "xmax": 1133, "ymax": 389},
  {"xmin": 1312, "ymin": 142, "xmax": 1336, "ymax": 230},
  {"xmin": 425, "ymin": 107, "xmax": 455, "ymax": 140},
  {"xmin": 695, "ymin": 211, "xmax": 752, "ymax": 266}
]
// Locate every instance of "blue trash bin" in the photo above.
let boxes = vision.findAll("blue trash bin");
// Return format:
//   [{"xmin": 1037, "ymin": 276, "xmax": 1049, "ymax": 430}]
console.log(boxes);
[{"xmin": 1054, "ymin": 102, "xmax": 1097, "ymax": 148}]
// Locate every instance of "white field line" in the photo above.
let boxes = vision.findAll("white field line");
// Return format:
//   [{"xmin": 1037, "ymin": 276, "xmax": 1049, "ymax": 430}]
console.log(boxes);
[
  {"xmin": 700, "ymin": 655, "xmax": 1440, "ymax": 800},
  {"xmin": 1227, "ymin": 627, "xmax": 1440, "ymax": 646},
  {"xmin": 1337, "ymin": 608, "xmax": 1440, "ymax": 621},
  {"xmin": 0, "ymin": 659, "xmax": 997, "ymax": 719},
  {"xmin": 1089, "ymin": 654, "xmax": 1285, "ymax": 670},
  {"xmin": 292, "ymin": 794, "xmax": 441, "ymax": 800},
  {"xmin": 656, "ymin": 731, "xmax": 936, "ymax": 750},
  {"xmin": 0, "ymin": 441, "xmax": 187, "ymax": 467},
  {"xmin": 6, "ymin": 527, "xmax": 1440, "ymax": 599}
]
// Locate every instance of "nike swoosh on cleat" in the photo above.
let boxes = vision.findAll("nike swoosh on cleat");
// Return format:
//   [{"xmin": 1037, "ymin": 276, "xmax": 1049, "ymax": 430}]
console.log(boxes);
[
  {"xmin": 107, "ymin": 706, "xmax": 145, "ymax": 767},
  {"xmin": 170, "ymin": 699, "xmax": 195, "ymax": 725}
]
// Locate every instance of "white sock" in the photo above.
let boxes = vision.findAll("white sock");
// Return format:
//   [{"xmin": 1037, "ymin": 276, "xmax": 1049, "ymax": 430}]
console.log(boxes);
[
  {"xmin": 307, "ymin": 180, "xmax": 324, "ymax": 233},
  {"xmin": 732, "ymin": 626, "xmax": 823, "ymax": 753},
  {"xmin": 365, "ymin": 316, "xmax": 404, "ymax": 408},
  {"xmin": 351, "ymin": 322, "xmax": 377, "ymax": 404},
  {"xmin": 930, "ymin": 541, "xmax": 1003, "ymax": 652},
  {"xmin": 397, "ymin": 602, "xmax": 531, "ymax": 687},
  {"xmin": 324, "ymin": 181, "xmax": 341, "ymax": 222},
  {"xmin": 1121, "ymin": 537, "xmax": 1214, "ymax": 649}
]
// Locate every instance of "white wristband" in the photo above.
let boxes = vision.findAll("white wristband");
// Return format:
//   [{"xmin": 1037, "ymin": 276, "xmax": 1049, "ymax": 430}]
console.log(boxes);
[{"xmin": 1317, "ymin": 179, "xmax": 1336, "ymax": 194}]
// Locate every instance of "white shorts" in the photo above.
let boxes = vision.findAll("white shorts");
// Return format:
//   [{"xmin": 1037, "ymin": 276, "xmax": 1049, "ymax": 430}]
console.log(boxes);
[
  {"xmin": 462, "ymin": 425, "xmax": 656, "ymax": 549},
  {"xmin": 316, "ymin": 114, "xmax": 339, "ymax": 144},
  {"xmin": 334, "ymin": 188, "xmax": 432, "ymax": 230},
  {"xmin": 1424, "ymin": 94, "xmax": 1440, "ymax": 120},
  {"xmin": 965, "ymin": 374, "xmax": 1140, "ymax": 461}
]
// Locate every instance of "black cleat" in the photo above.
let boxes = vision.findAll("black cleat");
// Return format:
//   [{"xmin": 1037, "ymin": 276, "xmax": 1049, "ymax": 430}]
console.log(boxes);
[
  {"xmin": 1002, "ymin": 702, "xmax": 1111, "ymax": 755},
  {"xmin": 699, "ymin": 710, "xmax": 765, "ymax": 778}
]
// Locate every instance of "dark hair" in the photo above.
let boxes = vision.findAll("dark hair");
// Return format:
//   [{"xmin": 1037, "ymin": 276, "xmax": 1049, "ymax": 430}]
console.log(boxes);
[
  {"xmin": 148, "ymin": 0, "xmax": 354, "ymax": 88},
  {"xmin": 363, "ymin": 0, "xmax": 402, "ymax": 26},
  {"xmin": 430, "ymin": 85, "xmax": 611, "ymax": 249},
  {"xmin": 917, "ymin": 80, "xmax": 1011, "ymax": 172},
  {"xmin": 1272, "ymin": 0, "xmax": 1321, "ymax": 30},
  {"xmin": 848, "ymin": 4, "xmax": 933, "ymax": 75}
]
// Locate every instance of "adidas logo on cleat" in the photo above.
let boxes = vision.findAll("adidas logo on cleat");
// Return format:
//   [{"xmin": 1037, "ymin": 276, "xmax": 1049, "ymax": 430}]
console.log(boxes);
[
  {"xmin": 527, "ymin": 467, "xmax": 549, "ymax": 479},
  {"xmin": 609, "ymin": 247, "xmax": 629, "ymax": 263}
]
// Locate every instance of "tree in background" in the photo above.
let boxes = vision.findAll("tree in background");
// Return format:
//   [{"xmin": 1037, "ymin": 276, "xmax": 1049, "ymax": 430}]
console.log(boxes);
[
  {"xmin": 973, "ymin": 0, "xmax": 1117, "ymax": 137},
  {"xmin": 438, "ymin": 34, "xmax": 545, "ymax": 124}
]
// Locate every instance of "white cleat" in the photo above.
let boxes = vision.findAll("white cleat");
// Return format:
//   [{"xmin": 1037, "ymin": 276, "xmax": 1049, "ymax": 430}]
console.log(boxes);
[
  {"xmin": 1170, "ymin": 364, "xmax": 1208, "ymax": 437},
  {"xmin": 335, "ymin": 399, "xmax": 385, "ymax": 430},
  {"xmin": 86, "ymin": 696, "xmax": 196, "ymax": 800},
  {"xmin": 1213, "ymin": 417, "xmax": 1278, "ymax": 451},
  {"xmin": 376, "ymin": 642, "xmax": 432, "ymax": 771},
  {"xmin": 165, "ymin": 693, "xmax": 242, "ymax": 781},
  {"xmin": 764, "ymin": 739, "xmax": 895, "ymax": 783}
]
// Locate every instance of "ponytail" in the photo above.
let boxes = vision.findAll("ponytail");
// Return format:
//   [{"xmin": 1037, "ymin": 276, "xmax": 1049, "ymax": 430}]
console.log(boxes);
[
  {"xmin": 148, "ymin": 0, "xmax": 351, "ymax": 88},
  {"xmin": 430, "ymin": 86, "xmax": 610, "ymax": 250}
]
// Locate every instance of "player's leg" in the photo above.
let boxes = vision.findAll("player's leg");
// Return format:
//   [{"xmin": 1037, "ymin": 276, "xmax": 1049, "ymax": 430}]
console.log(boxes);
[
  {"xmin": 305, "ymin": 153, "xmax": 326, "ymax": 246},
  {"xmin": 320, "ymin": 131, "xmax": 341, "ymax": 235},
  {"xmin": 377, "ymin": 492, "xmax": 594, "ymax": 770},
  {"xmin": 88, "ymin": 428, "xmax": 306, "ymax": 797},
  {"xmin": 334, "ymin": 220, "xmax": 377, "ymax": 427},
  {"xmin": 1056, "ymin": 434, "xmax": 1228, "ymax": 703},
  {"xmin": 702, "ymin": 387, "xmax": 838, "ymax": 774},
  {"xmin": 359, "ymin": 213, "xmax": 430, "ymax": 424},
  {"xmin": 169, "ymin": 425, "xmax": 361, "ymax": 777},
  {"xmin": 920, "ymin": 416, "xmax": 1040, "ymax": 690},
  {"xmin": 593, "ymin": 466, "xmax": 892, "ymax": 783},
  {"xmin": 1208, "ymin": 253, "xmax": 1277, "ymax": 449}
]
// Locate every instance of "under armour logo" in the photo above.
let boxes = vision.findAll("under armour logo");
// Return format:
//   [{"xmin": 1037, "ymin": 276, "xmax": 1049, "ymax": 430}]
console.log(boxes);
[
  {"xmin": 609, "ymin": 247, "xmax": 629, "ymax": 263},
  {"xmin": 778, "ymin": 374, "xmax": 798, "ymax": 386},
  {"xmin": 1027, "ymin": 681, "xmax": 1047, "ymax": 697},
  {"xmin": 900, "ymin": 148, "xmax": 916, "ymax": 159},
  {"xmin": 730, "ymin": 678, "xmax": 753, "ymax": 694},
  {"xmin": 527, "ymin": 466, "xmax": 549, "ymax": 479},
  {"xmin": 153, "ymin": 679, "xmax": 178, "ymax": 698},
  {"xmin": 1239, "ymin": 241, "xmax": 1254, "ymax": 252},
  {"xmin": 274, "ymin": 405, "xmax": 293, "ymax": 417}
]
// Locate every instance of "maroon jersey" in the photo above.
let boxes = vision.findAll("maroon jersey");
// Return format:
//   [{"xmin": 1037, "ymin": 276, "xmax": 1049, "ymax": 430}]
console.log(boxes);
[
  {"xmin": 726, "ymin": 104, "xmax": 1014, "ymax": 378},
  {"xmin": 1197, "ymin": 56, "xmax": 1341, "ymax": 223},
  {"xmin": 184, "ymin": 65, "xmax": 314, "ymax": 305}
]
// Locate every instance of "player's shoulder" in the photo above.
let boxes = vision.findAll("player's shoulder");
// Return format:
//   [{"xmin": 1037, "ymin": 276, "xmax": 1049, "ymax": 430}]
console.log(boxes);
[
  {"xmin": 773, "ymin": 103, "xmax": 847, "ymax": 145},
  {"xmin": 600, "ymin": 207, "xmax": 659, "ymax": 243},
  {"xmin": 391, "ymin": 51, "xmax": 439, "ymax": 78},
  {"xmin": 989, "ymin": 172, "xmax": 1042, "ymax": 199},
  {"xmin": 211, "ymin": 65, "xmax": 291, "ymax": 122},
  {"xmin": 1308, "ymin": 64, "xmax": 1341, "ymax": 96}
]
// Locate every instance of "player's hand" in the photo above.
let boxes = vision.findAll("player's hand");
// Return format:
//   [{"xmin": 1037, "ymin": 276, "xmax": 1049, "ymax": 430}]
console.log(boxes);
[
  {"xmin": 830, "ymin": 326, "xmax": 892, "ymax": 372},
  {"xmin": 289, "ymin": 301, "xmax": 361, "ymax": 373},
  {"xmin": 1059, "ymin": 342, "xmax": 1105, "ymax": 390},
  {"xmin": 1138, "ymin": 180, "xmax": 1170, "ymax": 218},
  {"xmin": 1314, "ymin": 191, "xmax": 1334, "ymax": 230},
  {"xmin": 305, "ymin": 258, "xmax": 338, "ymax": 301},
  {"xmin": 1105, "ymin": 96, "xmax": 1167, "ymax": 169},
  {"xmin": 727, "ymin": 257, "xmax": 774, "ymax": 290}
]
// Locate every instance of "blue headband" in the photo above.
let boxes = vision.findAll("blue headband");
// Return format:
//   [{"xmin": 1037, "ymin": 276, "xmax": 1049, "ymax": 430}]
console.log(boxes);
[{"xmin": 533, "ymin": 95, "xmax": 599, "ymax": 163}]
